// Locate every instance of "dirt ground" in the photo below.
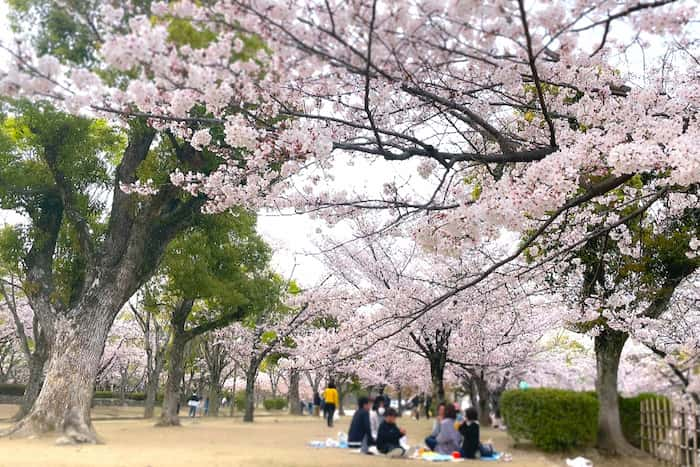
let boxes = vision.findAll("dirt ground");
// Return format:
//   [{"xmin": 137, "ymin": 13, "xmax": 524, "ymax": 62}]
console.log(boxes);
[{"xmin": 0, "ymin": 404, "xmax": 658, "ymax": 467}]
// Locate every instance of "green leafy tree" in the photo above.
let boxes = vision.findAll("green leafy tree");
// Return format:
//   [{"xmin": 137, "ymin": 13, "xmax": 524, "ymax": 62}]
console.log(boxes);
[{"xmin": 152, "ymin": 211, "xmax": 275, "ymax": 426}]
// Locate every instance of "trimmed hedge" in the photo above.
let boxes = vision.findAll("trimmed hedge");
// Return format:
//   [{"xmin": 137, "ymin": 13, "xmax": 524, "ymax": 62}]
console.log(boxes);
[
  {"xmin": 502, "ymin": 389, "xmax": 668, "ymax": 452},
  {"xmin": 501, "ymin": 388, "xmax": 599, "ymax": 452},
  {"xmin": 0, "ymin": 383, "xmax": 25, "ymax": 396},
  {"xmin": 263, "ymin": 397, "xmax": 287, "ymax": 410}
]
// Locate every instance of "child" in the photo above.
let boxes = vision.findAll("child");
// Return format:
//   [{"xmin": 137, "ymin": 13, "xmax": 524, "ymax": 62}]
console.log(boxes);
[
  {"xmin": 459, "ymin": 407, "xmax": 480, "ymax": 459},
  {"xmin": 376, "ymin": 407, "xmax": 406, "ymax": 457}
]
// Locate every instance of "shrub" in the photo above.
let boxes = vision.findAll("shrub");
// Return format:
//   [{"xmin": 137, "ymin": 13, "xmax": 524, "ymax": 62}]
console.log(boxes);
[
  {"xmin": 0, "ymin": 383, "xmax": 26, "ymax": 396},
  {"xmin": 93, "ymin": 390, "xmax": 115, "ymax": 399},
  {"xmin": 128, "ymin": 392, "xmax": 146, "ymax": 401},
  {"xmin": 501, "ymin": 388, "xmax": 599, "ymax": 452},
  {"xmin": 234, "ymin": 392, "xmax": 246, "ymax": 411},
  {"xmin": 263, "ymin": 397, "xmax": 287, "ymax": 410},
  {"xmin": 619, "ymin": 393, "xmax": 668, "ymax": 448}
]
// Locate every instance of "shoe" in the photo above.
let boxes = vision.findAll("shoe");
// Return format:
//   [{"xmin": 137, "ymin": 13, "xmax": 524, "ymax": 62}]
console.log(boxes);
[{"xmin": 388, "ymin": 448, "xmax": 405, "ymax": 458}]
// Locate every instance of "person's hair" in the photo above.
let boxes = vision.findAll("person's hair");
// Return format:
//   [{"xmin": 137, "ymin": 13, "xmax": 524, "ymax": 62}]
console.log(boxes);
[
  {"xmin": 358, "ymin": 396, "xmax": 369, "ymax": 408},
  {"xmin": 384, "ymin": 407, "xmax": 398, "ymax": 418},
  {"xmin": 465, "ymin": 407, "xmax": 478, "ymax": 422},
  {"xmin": 437, "ymin": 402, "xmax": 446, "ymax": 410},
  {"xmin": 372, "ymin": 397, "xmax": 385, "ymax": 411},
  {"xmin": 444, "ymin": 403, "xmax": 457, "ymax": 419},
  {"xmin": 328, "ymin": 382, "xmax": 336, "ymax": 389}
]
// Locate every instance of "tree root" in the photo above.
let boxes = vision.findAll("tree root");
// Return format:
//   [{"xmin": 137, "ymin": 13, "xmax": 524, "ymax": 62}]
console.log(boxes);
[
  {"xmin": 1, "ymin": 414, "xmax": 100, "ymax": 444},
  {"xmin": 154, "ymin": 417, "xmax": 181, "ymax": 427}
]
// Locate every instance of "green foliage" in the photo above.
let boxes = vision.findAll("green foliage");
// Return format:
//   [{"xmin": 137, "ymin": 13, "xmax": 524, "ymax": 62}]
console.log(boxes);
[
  {"xmin": 502, "ymin": 389, "xmax": 669, "ymax": 452},
  {"xmin": 7, "ymin": 0, "xmax": 100, "ymax": 65},
  {"xmin": 263, "ymin": 397, "xmax": 287, "ymax": 411},
  {"xmin": 233, "ymin": 391, "xmax": 246, "ymax": 412},
  {"xmin": 0, "ymin": 383, "xmax": 26, "ymax": 396},
  {"xmin": 501, "ymin": 389, "xmax": 599, "ymax": 452},
  {"xmin": 0, "ymin": 100, "xmax": 126, "ymax": 305},
  {"xmin": 167, "ymin": 18, "xmax": 217, "ymax": 49}
]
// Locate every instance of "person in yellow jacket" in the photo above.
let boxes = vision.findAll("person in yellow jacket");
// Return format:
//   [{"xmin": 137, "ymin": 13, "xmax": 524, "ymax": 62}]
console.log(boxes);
[{"xmin": 323, "ymin": 382, "xmax": 339, "ymax": 427}]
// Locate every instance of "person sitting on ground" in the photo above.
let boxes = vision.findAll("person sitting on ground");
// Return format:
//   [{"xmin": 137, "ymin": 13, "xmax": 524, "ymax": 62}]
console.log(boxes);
[
  {"xmin": 424, "ymin": 402, "xmax": 446, "ymax": 451},
  {"xmin": 435, "ymin": 403, "xmax": 462, "ymax": 455},
  {"xmin": 459, "ymin": 407, "xmax": 480, "ymax": 459},
  {"xmin": 370, "ymin": 397, "xmax": 386, "ymax": 440},
  {"xmin": 348, "ymin": 396, "xmax": 375, "ymax": 454},
  {"xmin": 376, "ymin": 407, "xmax": 406, "ymax": 457}
]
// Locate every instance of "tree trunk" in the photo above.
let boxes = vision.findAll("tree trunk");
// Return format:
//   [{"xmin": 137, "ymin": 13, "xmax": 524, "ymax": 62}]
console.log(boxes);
[
  {"xmin": 157, "ymin": 333, "xmax": 187, "ymax": 427},
  {"xmin": 475, "ymin": 376, "xmax": 491, "ymax": 427},
  {"xmin": 143, "ymin": 355, "xmax": 163, "ymax": 419},
  {"xmin": 13, "ymin": 333, "xmax": 49, "ymax": 421},
  {"xmin": 288, "ymin": 370, "xmax": 301, "ymax": 415},
  {"xmin": 208, "ymin": 385, "xmax": 221, "ymax": 417},
  {"xmin": 336, "ymin": 384, "xmax": 345, "ymax": 417},
  {"xmin": 3, "ymin": 312, "xmax": 113, "ymax": 444},
  {"xmin": 595, "ymin": 328, "xmax": 637, "ymax": 455},
  {"xmin": 397, "ymin": 386, "xmax": 403, "ymax": 415},
  {"xmin": 229, "ymin": 363, "xmax": 238, "ymax": 417},
  {"xmin": 430, "ymin": 355, "xmax": 446, "ymax": 404},
  {"xmin": 243, "ymin": 364, "xmax": 257, "ymax": 423}
]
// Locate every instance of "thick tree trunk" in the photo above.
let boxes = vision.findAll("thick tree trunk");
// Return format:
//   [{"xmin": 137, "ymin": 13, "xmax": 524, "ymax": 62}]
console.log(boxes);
[
  {"xmin": 243, "ymin": 365, "xmax": 257, "ymax": 423},
  {"xmin": 13, "ymin": 334, "xmax": 48, "ymax": 421},
  {"xmin": 157, "ymin": 333, "xmax": 187, "ymax": 427},
  {"xmin": 288, "ymin": 370, "xmax": 301, "ymax": 415},
  {"xmin": 3, "ymin": 312, "xmax": 113, "ymax": 444},
  {"xmin": 595, "ymin": 328, "xmax": 637, "ymax": 455}
]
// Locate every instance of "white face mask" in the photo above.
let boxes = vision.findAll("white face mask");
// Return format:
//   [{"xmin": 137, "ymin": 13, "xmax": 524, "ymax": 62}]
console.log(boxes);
[{"xmin": 378, "ymin": 407, "xmax": 386, "ymax": 415}]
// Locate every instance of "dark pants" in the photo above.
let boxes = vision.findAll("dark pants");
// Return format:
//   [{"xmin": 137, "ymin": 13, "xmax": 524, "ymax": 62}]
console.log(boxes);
[
  {"xmin": 188, "ymin": 405, "xmax": 197, "ymax": 417},
  {"xmin": 325, "ymin": 402, "xmax": 336, "ymax": 427},
  {"xmin": 380, "ymin": 444, "xmax": 405, "ymax": 456},
  {"xmin": 425, "ymin": 436, "xmax": 437, "ymax": 450}
]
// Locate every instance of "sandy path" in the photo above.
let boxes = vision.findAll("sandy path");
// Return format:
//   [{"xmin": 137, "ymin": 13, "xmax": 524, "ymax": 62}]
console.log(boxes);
[{"xmin": 0, "ymin": 405, "xmax": 658, "ymax": 467}]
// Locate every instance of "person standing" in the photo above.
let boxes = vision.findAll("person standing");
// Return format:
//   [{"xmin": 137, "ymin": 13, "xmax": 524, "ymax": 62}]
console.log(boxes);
[
  {"xmin": 187, "ymin": 393, "xmax": 200, "ymax": 418},
  {"xmin": 370, "ymin": 398, "xmax": 386, "ymax": 440},
  {"xmin": 323, "ymin": 382, "xmax": 339, "ymax": 427},
  {"xmin": 313, "ymin": 391, "xmax": 321, "ymax": 416}
]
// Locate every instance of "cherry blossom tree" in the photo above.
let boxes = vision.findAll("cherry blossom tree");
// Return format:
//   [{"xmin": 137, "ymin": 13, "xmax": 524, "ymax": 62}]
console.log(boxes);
[{"xmin": 1, "ymin": 0, "xmax": 699, "ymax": 447}]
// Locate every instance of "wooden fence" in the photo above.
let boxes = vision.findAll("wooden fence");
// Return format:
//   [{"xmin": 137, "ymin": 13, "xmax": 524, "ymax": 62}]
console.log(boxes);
[{"xmin": 641, "ymin": 398, "xmax": 699, "ymax": 466}]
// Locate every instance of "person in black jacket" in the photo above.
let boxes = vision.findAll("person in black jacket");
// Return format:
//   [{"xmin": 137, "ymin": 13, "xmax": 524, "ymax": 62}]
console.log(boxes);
[
  {"xmin": 348, "ymin": 397, "xmax": 374, "ymax": 453},
  {"xmin": 459, "ymin": 407, "xmax": 480, "ymax": 459},
  {"xmin": 376, "ymin": 407, "xmax": 406, "ymax": 457}
]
